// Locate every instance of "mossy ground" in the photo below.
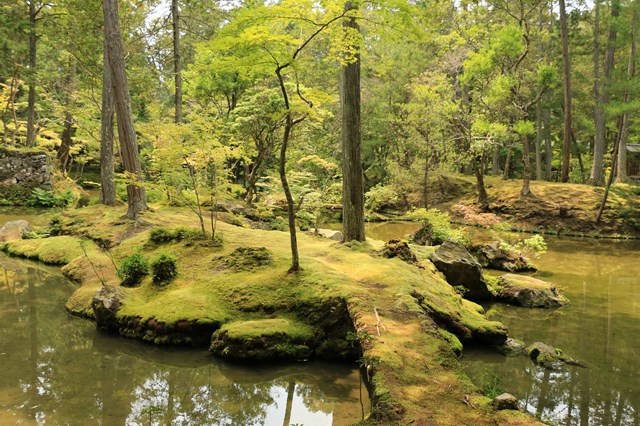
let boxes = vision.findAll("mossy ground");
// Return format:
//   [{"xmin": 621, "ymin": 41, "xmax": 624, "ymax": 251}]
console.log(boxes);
[
  {"xmin": 1, "ymin": 203, "xmax": 542, "ymax": 425},
  {"xmin": 451, "ymin": 175, "xmax": 640, "ymax": 237}
]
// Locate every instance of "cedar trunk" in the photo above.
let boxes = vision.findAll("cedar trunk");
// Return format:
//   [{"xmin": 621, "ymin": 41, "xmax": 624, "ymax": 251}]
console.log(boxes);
[
  {"xmin": 100, "ymin": 39, "xmax": 117, "ymax": 206},
  {"xmin": 26, "ymin": 0, "xmax": 37, "ymax": 147},
  {"xmin": 102, "ymin": 0, "xmax": 147, "ymax": 218},
  {"xmin": 172, "ymin": 0, "xmax": 182, "ymax": 123},
  {"xmin": 559, "ymin": 0, "xmax": 572, "ymax": 183},
  {"xmin": 341, "ymin": 2, "xmax": 365, "ymax": 242}
]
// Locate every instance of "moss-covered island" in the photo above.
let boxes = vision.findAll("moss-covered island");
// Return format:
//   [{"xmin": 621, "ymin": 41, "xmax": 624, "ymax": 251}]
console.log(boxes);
[{"xmin": 0, "ymin": 205, "xmax": 542, "ymax": 425}]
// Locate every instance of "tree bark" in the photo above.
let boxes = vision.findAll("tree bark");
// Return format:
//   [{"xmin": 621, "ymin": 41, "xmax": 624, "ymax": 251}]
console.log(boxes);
[
  {"xmin": 172, "ymin": 0, "xmax": 182, "ymax": 123},
  {"xmin": 591, "ymin": 0, "xmax": 619, "ymax": 186},
  {"xmin": 341, "ymin": 1, "xmax": 365, "ymax": 243},
  {"xmin": 535, "ymin": 102, "xmax": 542, "ymax": 180},
  {"xmin": 102, "ymin": 0, "xmax": 147, "ymax": 218},
  {"xmin": 26, "ymin": 0, "xmax": 38, "ymax": 147},
  {"xmin": 492, "ymin": 145, "xmax": 501, "ymax": 176},
  {"xmin": 616, "ymin": 6, "xmax": 637, "ymax": 183},
  {"xmin": 544, "ymin": 107, "xmax": 552, "ymax": 180},
  {"xmin": 473, "ymin": 155, "xmax": 488, "ymax": 209},
  {"xmin": 521, "ymin": 133, "xmax": 532, "ymax": 196},
  {"xmin": 503, "ymin": 144, "xmax": 512, "ymax": 180},
  {"xmin": 100, "ymin": 37, "xmax": 117, "ymax": 206},
  {"xmin": 559, "ymin": 0, "xmax": 572, "ymax": 183},
  {"xmin": 57, "ymin": 60, "xmax": 76, "ymax": 175}
]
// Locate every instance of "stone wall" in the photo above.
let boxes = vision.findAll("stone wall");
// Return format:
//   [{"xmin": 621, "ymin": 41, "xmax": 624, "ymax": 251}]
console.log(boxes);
[{"xmin": 0, "ymin": 148, "xmax": 51, "ymax": 187}]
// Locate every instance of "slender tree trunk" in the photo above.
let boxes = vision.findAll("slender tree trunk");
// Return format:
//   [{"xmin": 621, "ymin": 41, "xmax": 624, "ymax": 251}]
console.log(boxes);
[
  {"xmin": 521, "ymin": 134, "xmax": 532, "ymax": 196},
  {"xmin": 275, "ymin": 68, "xmax": 301, "ymax": 272},
  {"xmin": 57, "ymin": 60, "xmax": 76, "ymax": 175},
  {"xmin": 473, "ymin": 155, "xmax": 488, "ymax": 209},
  {"xmin": 26, "ymin": 0, "xmax": 38, "ymax": 147},
  {"xmin": 591, "ymin": 0, "xmax": 619, "ymax": 186},
  {"xmin": 544, "ymin": 107, "xmax": 552, "ymax": 180},
  {"xmin": 559, "ymin": 0, "xmax": 572, "ymax": 183},
  {"xmin": 283, "ymin": 381, "xmax": 296, "ymax": 426},
  {"xmin": 492, "ymin": 145, "xmax": 501, "ymax": 176},
  {"xmin": 535, "ymin": 102, "xmax": 543, "ymax": 180},
  {"xmin": 100, "ymin": 38, "xmax": 117, "ymax": 206},
  {"xmin": 503, "ymin": 144, "xmax": 512, "ymax": 180},
  {"xmin": 423, "ymin": 142, "xmax": 429, "ymax": 209},
  {"xmin": 616, "ymin": 6, "xmax": 637, "ymax": 183},
  {"xmin": 103, "ymin": 0, "xmax": 147, "ymax": 219},
  {"xmin": 172, "ymin": 0, "xmax": 182, "ymax": 123},
  {"xmin": 596, "ymin": 125, "xmax": 621, "ymax": 223},
  {"xmin": 341, "ymin": 1, "xmax": 365, "ymax": 243}
]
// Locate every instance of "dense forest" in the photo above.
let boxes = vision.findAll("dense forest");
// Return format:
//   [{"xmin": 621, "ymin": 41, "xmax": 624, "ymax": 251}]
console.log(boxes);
[{"xmin": 3, "ymin": 0, "xmax": 640, "ymax": 222}]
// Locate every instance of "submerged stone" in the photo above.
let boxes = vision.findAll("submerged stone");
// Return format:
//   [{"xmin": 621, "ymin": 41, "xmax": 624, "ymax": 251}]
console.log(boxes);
[
  {"xmin": 495, "ymin": 337, "xmax": 527, "ymax": 356},
  {"xmin": 429, "ymin": 241, "xmax": 493, "ymax": 300},
  {"xmin": 497, "ymin": 274, "xmax": 568, "ymax": 308}
]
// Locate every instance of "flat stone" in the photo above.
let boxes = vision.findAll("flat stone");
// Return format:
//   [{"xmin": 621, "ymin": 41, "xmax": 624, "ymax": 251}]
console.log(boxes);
[
  {"xmin": 0, "ymin": 220, "xmax": 31, "ymax": 242},
  {"xmin": 497, "ymin": 274, "xmax": 568, "ymax": 308}
]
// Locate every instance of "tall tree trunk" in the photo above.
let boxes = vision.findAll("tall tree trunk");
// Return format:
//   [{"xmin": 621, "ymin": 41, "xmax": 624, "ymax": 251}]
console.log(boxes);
[
  {"xmin": 492, "ymin": 144, "xmax": 501, "ymax": 176},
  {"xmin": 341, "ymin": 1, "xmax": 365, "ymax": 242},
  {"xmin": 503, "ymin": 144, "xmax": 513, "ymax": 180},
  {"xmin": 172, "ymin": 0, "xmax": 182, "ymax": 123},
  {"xmin": 591, "ymin": 0, "xmax": 619, "ymax": 186},
  {"xmin": 559, "ymin": 0, "xmax": 572, "ymax": 183},
  {"xmin": 100, "ymin": 38, "xmax": 117, "ymax": 206},
  {"xmin": 616, "ymin": 6, "xmax": 637, "ymax": 183},
  {"xmin": 535, "ymin": 102, "xmax": 543, "ymax": 180},
  {"xmin": 282, "ymin": 381, "xmax": 296, "ymax": 426},
  {"xmin": 544, "ymin": 107, "xmax": 552, "ymax": 180},
  {"xmin": 103, "ymin": 0, "xmax": 147, "ymax": 219},
  {"xmin": 521, "ymin": 133, "xmax": 532, "ymax": 196},
  {"xmin": 423, "ymin": 142, "xmax": 429, "ymax": 209},
  {"xmin": 26, "ymin": 0, "xmax": 38, "ymax": 147}
]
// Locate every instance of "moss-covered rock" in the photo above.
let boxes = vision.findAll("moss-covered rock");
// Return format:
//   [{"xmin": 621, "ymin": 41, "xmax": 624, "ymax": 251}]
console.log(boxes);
[
  {"xmin": 213, "ymin": 246, "xmax": 274, "ymax": 271},
  {"xmin": 210, "ymin": 318, "xmax": 315, "ymax": 361},
  {"xmin": 497, "ymin": 274, "xmax": 568, "ymax": 308},
  {"xmin": 472, "ymin": 241, "xmax": 536, "ymax": 272}
]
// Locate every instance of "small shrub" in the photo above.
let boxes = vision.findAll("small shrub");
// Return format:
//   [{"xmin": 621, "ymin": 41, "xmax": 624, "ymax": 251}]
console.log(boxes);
[
  {"xmin": 365, "ymin": 184, "xmax": 399, "ymax": 212},
  {"xmin": 119, "ymin": 253, "xmax": 149, "ymax": 287},
  {"xmin": 148, "ymin": 226, "xmax": 204, "ymax": 244},
  {"xmin": 48, "ymin": 215, "xmax": 63, "ymax": 236},
  {"xmin": 29, "ymin": 188, "xmax": 75, "ymax": 207},
  {"xmin": 406, "ymin": 208, "xmax": 468, "ymax": 245},
  {"xmin": 151, "ymin": 253, "xmax": 178, "ymax": 285}
]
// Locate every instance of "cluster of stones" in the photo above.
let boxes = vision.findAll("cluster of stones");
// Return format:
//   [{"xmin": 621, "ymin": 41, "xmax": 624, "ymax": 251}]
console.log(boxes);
[{"xmin": 0, "ymin": 149, "xmax": 51, "ymax": 187}]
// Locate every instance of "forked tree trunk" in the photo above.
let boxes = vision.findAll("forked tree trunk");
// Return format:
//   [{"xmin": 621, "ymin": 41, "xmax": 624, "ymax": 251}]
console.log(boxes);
[
  {"xmin": 341, "ymin": 1, "xmax": 365, "ymax": 243},
  {"xmin": 100, "ymin": 39, "xmax": 117, "ymax": 206},
  {"xmin": 103, "ymin": 0, "xmax": 147, "ymax": 218}
]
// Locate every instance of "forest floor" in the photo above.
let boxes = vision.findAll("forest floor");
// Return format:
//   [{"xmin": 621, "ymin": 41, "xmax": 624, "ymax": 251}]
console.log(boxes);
[
  {"xmin": 0, "ymin": 204, "xmax": 541, "ymax": 426},
  {"xmin": 425, "ymin": 175, "xmax": 640, "ymax": 238}
]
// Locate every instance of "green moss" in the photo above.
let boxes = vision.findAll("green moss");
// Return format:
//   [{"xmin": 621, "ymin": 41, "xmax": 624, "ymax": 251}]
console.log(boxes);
[
  {"xmin": 220, "ymin": 318, "xmax": 314, "ymax": 340},
  {"xmin": 438, "ymin": 328, "xmax": 463, "ymax": 356},
  {"xmin": 2, "ymin": 236, "xmax": 87, "ymax": 265}
]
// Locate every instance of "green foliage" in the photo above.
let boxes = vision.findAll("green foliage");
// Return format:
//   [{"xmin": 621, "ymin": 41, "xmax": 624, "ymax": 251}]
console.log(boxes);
[
  {"xmin": 406, "ymin": 208, "xmax": 468, "ymax": 245},
  {"xmin": 498, "ymin": 235, "xmax": 547, "ymax": 258},
  {"xmin": 365, "ymin": 184, "xmax": 400, "ymax": 212},
  {"xmin": 148, "ymin": 227, "xmax": 204, "ymax": 244},
  {"xmin": 151, "ymin": 253, "xmax": 178, "ymax": 285},
  {"xmin": 48, "ymin": 215, "xmax": 63, "ymax": 236},
  {"xmin": 28, "ymin": 188, "xmax": 74, "ymax": 207},
  {"xmin": 119, "ymin": 253, "xmax": 149, "ymax": 287}
]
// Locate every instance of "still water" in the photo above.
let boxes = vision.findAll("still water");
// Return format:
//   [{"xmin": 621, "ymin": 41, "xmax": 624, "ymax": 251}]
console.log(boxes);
[
  {"xmin": 0, "ymin": 255, "xmax": 369, "ymax": 425},
  {"xmin": 338, "ymin": 220, "xmax": 640, "ymax": 426},
  {"xmin": 462, "ymin": 237, "xmax": 640, "ymax": 426}
]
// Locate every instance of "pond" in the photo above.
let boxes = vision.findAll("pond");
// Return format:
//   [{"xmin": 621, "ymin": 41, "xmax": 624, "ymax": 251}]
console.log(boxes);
[
  {"xmin": 0, "ymin": 254, "xmax": 370, "ymax": 425},
  {"xmin": 328, "ymin": 221, "xmax": 640, "ymax": 425},
  {"xmin": 462, "ymin": 236, "xmax": 640, "ymax": 426}
]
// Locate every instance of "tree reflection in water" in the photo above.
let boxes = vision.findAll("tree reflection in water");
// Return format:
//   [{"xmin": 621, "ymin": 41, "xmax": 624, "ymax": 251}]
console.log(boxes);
[
  {"xmin": 463, "ymin": 237, "xmax": 640, "ymax": 426},
  {"xmin": 0, "ymin": 254, "xmax": 369, "ymax": 425}
]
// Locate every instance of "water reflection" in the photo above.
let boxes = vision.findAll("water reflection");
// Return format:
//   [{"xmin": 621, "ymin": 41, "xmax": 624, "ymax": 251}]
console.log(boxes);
[
  {"xmin": 463, "ymin": 237, "xmax": 640, "ymax": 425},
  {"xmin": 0, "ymin": 254, "xmax": 369, "ymax": 425}
]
